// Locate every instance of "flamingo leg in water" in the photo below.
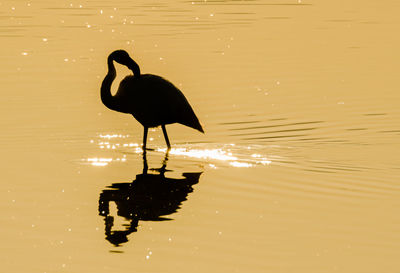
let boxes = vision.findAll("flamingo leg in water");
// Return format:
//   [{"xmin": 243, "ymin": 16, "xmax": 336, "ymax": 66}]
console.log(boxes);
[
  {"xmin": 142, "ymin": 149, "xmax": 148, "ymax": 174},
  {"xmin": 142, "ymin": 127, "xmax": 148, "ymax": 151},
  {"xmin": 162, "ymin": 125, "xmax": 171, "ymax": 150}
]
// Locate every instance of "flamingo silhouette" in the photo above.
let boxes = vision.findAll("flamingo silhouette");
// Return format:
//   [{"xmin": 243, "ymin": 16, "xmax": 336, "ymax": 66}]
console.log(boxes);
[{"xmin": 101, "ymin": 50, "xmax": 204, "ymax": 150}]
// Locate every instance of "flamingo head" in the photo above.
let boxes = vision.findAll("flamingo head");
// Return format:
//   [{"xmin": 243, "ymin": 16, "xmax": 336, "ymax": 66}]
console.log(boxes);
[
  {"xmin": 109, "ymin": 49, "xmax": 140, "ymax": 75},
  {"xmin": 110, "ymin": 50, "xmax": 131, "ymax": 65}
]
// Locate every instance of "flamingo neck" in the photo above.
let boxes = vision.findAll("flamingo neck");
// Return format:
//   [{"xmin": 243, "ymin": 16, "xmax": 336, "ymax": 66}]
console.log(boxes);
[{"xmin": 100, "ymin": 57, "xmax": 118, "ymax": 111}]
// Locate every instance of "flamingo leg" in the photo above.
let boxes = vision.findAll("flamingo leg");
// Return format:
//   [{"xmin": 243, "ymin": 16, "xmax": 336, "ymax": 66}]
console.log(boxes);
[
  {"xmin": 142, "ymin": 149, "xmax": 148, "ymax": 174},
  {"xmin": 142, "ymin": 126, "xmax": 148, "ymax": 151},
  {"xmin": 161, "ymin": 125, "xmax": 171, "ymax": 150}
]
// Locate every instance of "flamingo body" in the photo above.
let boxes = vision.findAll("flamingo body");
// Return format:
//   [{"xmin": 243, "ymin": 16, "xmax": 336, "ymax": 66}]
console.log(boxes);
[{"xmin": 116, "ymin": 74, "xmax": 203, "ymax": 132}]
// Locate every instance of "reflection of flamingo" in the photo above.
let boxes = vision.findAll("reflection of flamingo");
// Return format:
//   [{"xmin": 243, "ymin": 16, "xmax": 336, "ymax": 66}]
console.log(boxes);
[
  {"xmin": 98, "ymin": 151, "xmax": 202, "ymax": 246},
  {"xmin": 101, "ymin": 50, "xmax": 204, "ymax": 150}
]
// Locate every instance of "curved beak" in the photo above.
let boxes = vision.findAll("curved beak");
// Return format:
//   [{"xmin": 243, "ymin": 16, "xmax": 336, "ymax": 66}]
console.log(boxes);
[{"xmin": 127, "ymin": 59, "xmax": 140, "ymax": 75}]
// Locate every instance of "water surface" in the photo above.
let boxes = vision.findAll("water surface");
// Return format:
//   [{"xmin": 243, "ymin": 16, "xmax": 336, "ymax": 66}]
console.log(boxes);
[{"xmin": 1, "ymin": 0, "xmax": 400, "ymax": 272}]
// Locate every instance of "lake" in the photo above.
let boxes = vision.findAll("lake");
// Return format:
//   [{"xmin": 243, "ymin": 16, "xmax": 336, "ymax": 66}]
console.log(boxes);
[{"xmin": 1, "ymin": 0, "xmax": 400, "ymax": 272}]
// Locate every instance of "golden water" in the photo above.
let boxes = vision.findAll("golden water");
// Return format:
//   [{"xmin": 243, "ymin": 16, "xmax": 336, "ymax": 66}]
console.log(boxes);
[{"xmin": 1, "ymin": 0, "xmax": 400, "ymax": 272}]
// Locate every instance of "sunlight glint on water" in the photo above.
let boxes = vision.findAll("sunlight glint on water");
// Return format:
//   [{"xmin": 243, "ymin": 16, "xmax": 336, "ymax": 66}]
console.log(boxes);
[{"xmin": 85, "ymin": 133, "xmax": 272, "ymax": 167}]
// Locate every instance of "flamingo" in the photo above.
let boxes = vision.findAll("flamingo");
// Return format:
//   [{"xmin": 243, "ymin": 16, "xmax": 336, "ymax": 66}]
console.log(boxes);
[{"xmin": 101, "ymin": 50, "xmax": 204, "ymax": 150}]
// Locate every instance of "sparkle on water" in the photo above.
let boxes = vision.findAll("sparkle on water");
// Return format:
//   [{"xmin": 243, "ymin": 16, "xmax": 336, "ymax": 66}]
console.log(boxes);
[
  {"xmin": 86, "ymin": 156, "xmax": 127, "ymax": 166},
  {"xmin": 85, "ymin": 134, "xmax": 271, "ymax": 167}
]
